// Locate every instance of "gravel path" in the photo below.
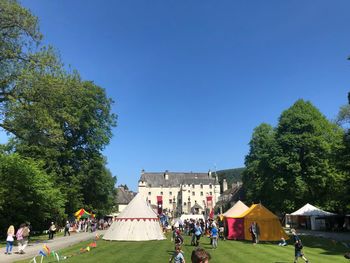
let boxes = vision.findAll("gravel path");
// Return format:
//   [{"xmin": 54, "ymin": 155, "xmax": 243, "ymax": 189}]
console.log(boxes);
[{"xmin": 0, "ymin": 230, "xmax": 106, "ymax": 263}]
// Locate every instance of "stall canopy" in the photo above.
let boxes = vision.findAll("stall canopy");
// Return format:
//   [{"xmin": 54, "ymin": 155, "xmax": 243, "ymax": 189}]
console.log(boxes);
[
  {"xmin": 223, "ymin": 201, "xmax": 249, "ymax": 240},
  {"xmin": 288, "ymin": 203, "xmax": 336, "ymax": 230},
  {"xmin": 103, "ymin": 193, "xmax": 165, "ymax": 241},
  {"xmin": 74, "ymin": 209, "xmax": 93, "ymax": 219},
  {"xmin": 237, "ymin": 203, "xmax": 289, "ymax": 241}
]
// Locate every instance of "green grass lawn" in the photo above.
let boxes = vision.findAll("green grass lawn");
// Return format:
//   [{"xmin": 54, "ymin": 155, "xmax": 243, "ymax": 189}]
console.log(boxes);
[{"xmin": 16, "ymin": 234, "xmax": 349, "ymax": 263}]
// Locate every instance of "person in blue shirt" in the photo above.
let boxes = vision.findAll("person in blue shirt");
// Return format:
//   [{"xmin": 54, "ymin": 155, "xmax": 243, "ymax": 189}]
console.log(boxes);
[
  {"xmin": 210, "ymin": 223, "xmax": 218, "ymax": 249},
  {"xmin": 169, "ymin": 245, "xmax": 186, "ymax": 263},
  {"xmin": 194, "ymin": 222, "xmax": 202, "ymax": 247}
]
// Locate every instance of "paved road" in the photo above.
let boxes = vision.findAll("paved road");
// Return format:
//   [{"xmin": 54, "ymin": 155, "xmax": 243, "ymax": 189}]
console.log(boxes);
[
  {"xmin": 296, "ymin": 229, "xmax": 350, "ymax": 242},
  {"xmin": 0, "ymin": 230, "xmax": 106, "ymax": 263}
]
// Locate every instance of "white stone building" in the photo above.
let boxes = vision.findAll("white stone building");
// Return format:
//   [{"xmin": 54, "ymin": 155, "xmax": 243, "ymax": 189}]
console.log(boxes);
[{"xmin": 138, "ymin": 170, "xmax": 220, "ymax": 217}]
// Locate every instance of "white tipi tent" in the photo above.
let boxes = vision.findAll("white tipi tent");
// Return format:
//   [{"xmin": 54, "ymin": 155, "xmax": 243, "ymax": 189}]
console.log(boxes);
[{"xmin": 103, "ymin": 193, "xmax": 166, "ymax": 241}]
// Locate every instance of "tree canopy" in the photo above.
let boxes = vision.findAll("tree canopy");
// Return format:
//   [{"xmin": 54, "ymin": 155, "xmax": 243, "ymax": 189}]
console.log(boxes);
[
  {"xmin": 0, "ymin": 0, "xmax": 118, "ymax": 231},
  {"xmin": 243, "ymin": 100, "xmax": 346, "ymax": 214}
]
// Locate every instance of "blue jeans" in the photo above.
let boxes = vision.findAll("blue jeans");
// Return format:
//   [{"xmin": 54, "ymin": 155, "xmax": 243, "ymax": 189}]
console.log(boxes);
[{"xmin": 6, "ymin": 241, "xmax": 13, "ymax": 253}]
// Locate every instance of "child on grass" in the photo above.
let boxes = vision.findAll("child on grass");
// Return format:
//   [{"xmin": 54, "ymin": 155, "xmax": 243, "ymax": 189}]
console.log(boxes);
[{"xmin": 169, "ymin": 245, "xmax": 185, "ymax": 263}]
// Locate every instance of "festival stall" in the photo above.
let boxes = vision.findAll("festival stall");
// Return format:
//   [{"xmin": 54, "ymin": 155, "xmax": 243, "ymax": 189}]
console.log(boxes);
[
  {"xmin": 237, "ymin": 203, "xmax": 288, "ymax": 241},
  {"xmin": 103, "ymin": 193, "xmax": 165, "ymax": 241},
  {"xmin": 286, "ymin": 203, "xmax": 336, "ymax": 230},
  {"xmin": 223, "ymin": 200, "xmax": 249, "ymax": 240},
  {"xmin": 74, "ymin": 209, "xmax": 94, "ymax": 220}
]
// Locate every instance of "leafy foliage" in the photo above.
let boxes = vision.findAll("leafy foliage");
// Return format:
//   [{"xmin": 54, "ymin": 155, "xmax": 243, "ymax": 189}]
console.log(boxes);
[
  {"xmin": 243, "ymin": 100, "xmax": 345, "ymax": 214},
  {"xmin": 0, "ymin": 0, "xmax": 118, "ymax": 223},
  {"xmin": 0, "ymin": 152, "xmax": 65, "ymax": 233}
]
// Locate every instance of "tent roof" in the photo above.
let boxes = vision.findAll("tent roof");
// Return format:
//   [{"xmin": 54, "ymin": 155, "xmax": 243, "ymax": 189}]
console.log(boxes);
[
  {"xmin": 290, "ymin": 203, "xmax": 336, "ymax": 216},
  {"xmin": 237, "ymin": 203, "xmax": 278, "ymax": 219},
  {"xmin": 117, "ymin": 193, "xmax": 158, "ymax": 219},
  {"xmin": 223, "ymin": 200, "xmax": 249, "ymax": 218}
]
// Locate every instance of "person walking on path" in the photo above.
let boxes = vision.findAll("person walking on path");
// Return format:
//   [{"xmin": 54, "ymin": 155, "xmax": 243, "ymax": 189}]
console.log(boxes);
[
  {"xmin": 16, "ymin": 223, "xmax": 30, "ymax": 254},
  {"xmin": 169, "ymin": 244, "xmax": 185, "ymax": 263},
  {"xmin": 5, "ymin": 225, "xmax": 15, "ymax": 255},
  {"xmin": 64, "ymin": 221, "xmax": 70, "ymax": 236},
  {"xmin": 191, "ymin": 247, "xmax": 211, "ymax": 263},
  {"xmin": 291, "ymin": 229, "xmax": 309, "ymax": 263},
  {"xmin": 48, "ymin": 222, "xmax": 56, "ymax": 240}
]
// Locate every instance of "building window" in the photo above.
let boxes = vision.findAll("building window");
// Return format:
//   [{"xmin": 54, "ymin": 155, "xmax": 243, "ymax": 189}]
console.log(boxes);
[
  {"xmin": 200, "ymin": 184, "xmax": 203, "ymax": 189},
  {"xmin": 148, "ymin": 192, "xmax": 151, "ymax": 195},
  {"xmin": 160, "ymin": 191, "xmax": 163, "ymax": 195},
  {"xmin": 169, "ymin": 199, "xmax": 172, "ymax": 204},
  {"xmin": 184, "ymin": 202, "xmax": 187, "ymax": 206},
  {"xmin": 209, "ymin": 184, "xmax": 212, "ymax": 189},
  {"xmin": 200, "ymin": 192, "xmax": 203, "ymax": 196},
  {"xmin": 169, "ymin": 191, "xmax": 172, "ymax": 196},
  {"xmin": 210, "ymin": 192, "xmax": 212, "ymax": 195},
  {"xmin": 188, "ymin": 190, "xmax": 190, "ymax": 193},
  {"xmin": 192, "ymin": 184, "xmax": 195, "ymax": 188},
  {"xmin": 148, "ymin": 200, "xmax": 151, "ymax": 204},
  {"xmin": 192, "ymin": 192, "xmax": 195, "ymax": 196}
]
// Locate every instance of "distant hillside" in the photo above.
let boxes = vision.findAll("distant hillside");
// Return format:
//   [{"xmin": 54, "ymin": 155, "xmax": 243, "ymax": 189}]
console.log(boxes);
[{"xmin": 216, "ymin": 167, "xmax": 245, "ymax": 188}]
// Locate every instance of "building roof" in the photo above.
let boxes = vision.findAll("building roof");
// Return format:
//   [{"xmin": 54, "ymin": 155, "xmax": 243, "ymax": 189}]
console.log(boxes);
[
  {"xmin": 139, "ymin": 172, "xmax": 217, "ymax": 187},
  {"xmin": 116, "ymin": 187, "xmax": 136, "ymax": 204}
]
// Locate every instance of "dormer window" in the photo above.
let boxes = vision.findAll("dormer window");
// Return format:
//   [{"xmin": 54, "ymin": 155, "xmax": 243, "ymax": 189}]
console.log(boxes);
[
  {"xmin": 209, "ymin": 184, "xmax": 212, "ymax": 189},
  {"xmin": 200, "ymin": 184, "xmax": 203, "ymax": 189},
  {"xmin": 192, "ymin": 184, "xmax": 195, "ymax": 188}
]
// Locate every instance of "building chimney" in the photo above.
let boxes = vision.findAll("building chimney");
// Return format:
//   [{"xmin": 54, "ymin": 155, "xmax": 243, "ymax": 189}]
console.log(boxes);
[
  {"xmin": 164, "ymin": 170, "xmax": 169, "ymax": 180},
  {"xmin": 223, "ymin": 179, "xmax": 228, "ymax": 192}
]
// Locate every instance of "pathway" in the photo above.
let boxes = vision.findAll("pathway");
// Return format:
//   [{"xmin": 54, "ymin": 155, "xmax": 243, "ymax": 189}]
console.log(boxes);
[{"xmin": 0, "ymin": 230, "xmax": 106, "ymax": 263}]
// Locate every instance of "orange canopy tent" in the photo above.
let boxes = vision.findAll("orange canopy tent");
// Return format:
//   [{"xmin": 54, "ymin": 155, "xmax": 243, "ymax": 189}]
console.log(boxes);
[{"xmin": 236, "ymin": 203, "xmax": 288, "ymax": 241}]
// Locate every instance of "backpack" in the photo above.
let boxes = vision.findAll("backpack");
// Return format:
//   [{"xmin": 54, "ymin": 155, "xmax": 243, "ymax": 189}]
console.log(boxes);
[
  {"xmin": 22, "ymin": 227, "xmax": 29, "ymax": 238},
  {"xmin": 295, "ymin": 240, "xmax": 303, "ymax": 250}
]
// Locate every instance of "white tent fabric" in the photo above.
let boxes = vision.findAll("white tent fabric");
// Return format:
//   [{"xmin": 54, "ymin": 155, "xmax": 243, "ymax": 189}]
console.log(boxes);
[
  {"xmin": 223, "ymin": 200, "xmax": 249, "ymax": 217},
  {"xmin": 103, "ymin": 193, "xmax": 166, "ymax": 241},
  {"xmin": 288, "ymin": 203, "xmax": 336, "ymax": 230},
  {"xmin": 291, "ymin": 203, "xmax": 335, "ymax": 216}
]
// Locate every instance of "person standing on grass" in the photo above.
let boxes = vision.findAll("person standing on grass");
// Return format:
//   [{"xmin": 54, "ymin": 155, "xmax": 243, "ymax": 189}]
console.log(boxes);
[
  {"xmin": 169, "ymin": 244, "xmax": 185, "ymax": 263},
  {"xmin": 5, "ymin": 225, "xmax": 15, "ymax": 255},
  {"xmin": 291, "ymin": 229, "xmax": 309, "ymax": 263},
  {"xmin": 194, "ymin": 222, "xmax": 202, "ymax": 247},
  {"xmin": 191, "ymin": 247, "xmax": 211, "ymax": 263},
  {"xmin": 210, "ymin": 223, "xmax": 218, "ymax": 249}
]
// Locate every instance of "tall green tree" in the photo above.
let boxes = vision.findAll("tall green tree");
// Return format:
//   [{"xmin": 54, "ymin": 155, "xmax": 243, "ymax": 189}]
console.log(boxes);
[
  {"xmin": 275, "ymin": 100, "xmax": 344, "ymax": 212},
  {"xmin": 0, "ymin": 152, "xmax": 65, "ymax": 234},
  {"xmin": 0, "ymin": 0, "xmax": 118, "ymax": 217},
  {"xmin": 243, "ymin": 100, "xmax": 345, "ymax": 214},
  {"xmin": 336, "ymin": 92, "xmax": 350, "ymax": 212},
  {"xmin": 243, "ymin": 123, "xmax": 278, "ymax": 207}
]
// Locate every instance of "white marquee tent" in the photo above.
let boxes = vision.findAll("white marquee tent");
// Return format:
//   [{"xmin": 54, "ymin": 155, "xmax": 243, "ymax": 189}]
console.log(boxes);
[
  {"xmin": 103, "ymin": 193, "xmax": 166, "ymax": 241},
  {"xmin": 286, "ymin": 203, "xmax": 336, "ymax": 230}
]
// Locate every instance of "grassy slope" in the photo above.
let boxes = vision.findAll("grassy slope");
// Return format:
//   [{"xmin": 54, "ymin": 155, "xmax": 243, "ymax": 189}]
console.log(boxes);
[{"xmin": 16, "ymin": 233, "xmax": 348, "ymax": 263}]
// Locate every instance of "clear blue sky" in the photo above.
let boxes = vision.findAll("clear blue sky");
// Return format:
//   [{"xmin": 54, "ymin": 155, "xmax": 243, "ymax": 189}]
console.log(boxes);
[{"xmin": 13, "ymin": 1, "xmax": 350, "ymax": 190}]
